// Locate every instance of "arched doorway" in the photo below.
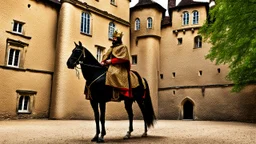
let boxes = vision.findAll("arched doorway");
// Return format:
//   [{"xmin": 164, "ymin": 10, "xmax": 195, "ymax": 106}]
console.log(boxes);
[
  {"xmin": 183, "ymin": 100, "xmax": 193, "ymax": 119},
  {"xmin": 180, "ymin": 97, "xmax": 195, "ymax": 120}
]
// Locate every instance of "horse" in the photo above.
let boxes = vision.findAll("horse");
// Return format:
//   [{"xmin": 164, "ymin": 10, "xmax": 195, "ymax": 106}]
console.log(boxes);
[{"xmin": 66, "ymin": 41, "xmax": 156, "ymax": 143}]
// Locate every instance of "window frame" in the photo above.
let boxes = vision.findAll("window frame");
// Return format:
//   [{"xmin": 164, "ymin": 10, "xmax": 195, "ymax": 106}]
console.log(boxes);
[
  {"xmin": 182, "ymin": 12, "xmax": 189, "ymax": 26},
  {"xmin": 135, "ymin": 18, "xmax": 140, "ymax": 31},
  {"xmin": 13, "ymin": 20, "xmax": 24, "ymax": 34},
  {"xmin": 81, "ymin": 12, "xmax": 91, "ymax": 35},
  {"xmin": 194, "ymin": 35, "xmax": 202, "ymax": 48},
  {"xmin": 16, "ymin": 90, "xmax": 37, "ymax": 114},
  {"xmin": 147, "ymin": 17, "xmax": 153, "ymax": 29},
  {"xmin": 18, "ymin": 96, "xmax": 30, "ymax": 113},
  {"xmin": 192, "ymin": 11, "xmax": 199, "ymax": 25},
  {"xmin": 5, "ymin": 39, "xmax": 28, "ymax": 69},
  {"xmin": 7, "ymin": 48, "xmax": 21, "ymax": 68},
  {"xmin": 95, "ymin": 45, "xmax": 105, "ymax": 62},
  {"xmin": 108, "ymin": 22, "xmax": 115, "ymax": 39}
]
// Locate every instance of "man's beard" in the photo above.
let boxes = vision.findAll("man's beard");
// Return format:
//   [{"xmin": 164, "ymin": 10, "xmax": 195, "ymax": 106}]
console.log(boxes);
[
  {"xmin": 112, "ymin": 38, "xmax": 122, "ymax": 47},
  {"xmin": 112, "ymin": 40, "xmax": 119, "ymax": 46}
]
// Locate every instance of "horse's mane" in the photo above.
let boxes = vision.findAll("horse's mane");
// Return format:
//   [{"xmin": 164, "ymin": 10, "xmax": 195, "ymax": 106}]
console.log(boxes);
[{"xmin": 80, "ymin": 45, "xmax": 103, "ymax": 68}]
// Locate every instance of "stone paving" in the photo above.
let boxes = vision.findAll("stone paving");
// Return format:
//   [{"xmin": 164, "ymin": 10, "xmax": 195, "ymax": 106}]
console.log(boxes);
[{"xmin": 0, "ymin": 120, "xmax": 255, "ymax": 144}]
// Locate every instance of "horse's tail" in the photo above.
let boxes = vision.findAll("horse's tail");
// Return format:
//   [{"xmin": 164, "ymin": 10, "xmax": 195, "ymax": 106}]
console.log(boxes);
[{"xmin": 143, "ymin": 78, "xmax": 156, "ymax": 128}]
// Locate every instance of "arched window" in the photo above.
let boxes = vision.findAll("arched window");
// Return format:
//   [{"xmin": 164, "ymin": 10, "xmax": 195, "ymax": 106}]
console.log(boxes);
[
  {"xmin": 194, "ymin": 35, "xmax": 202, "ymax": 48},
  {"xmin": 135, "ymin": 18, "xmax": 140, "ymax": 30},
  {"xmin": 182, "ymin": 12, "xmax": 189, "ymax": 25},
  {"xmin": 192, "ymin": 11, "xmax": 199, "ymax": 24},
  {"xmin": 108, "ymin": 22, "xmax": 115, "ymax": 39},
  {"xmin": 147, "ymin": 17, "xmax": 153, "ymax": 29},
  {"xmin": 81, "ymin": 12, "xmax": 91, "ymax": 34}
]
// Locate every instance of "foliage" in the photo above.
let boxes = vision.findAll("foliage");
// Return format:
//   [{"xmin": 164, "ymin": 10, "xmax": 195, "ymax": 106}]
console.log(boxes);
[{"xmin": 199, "ymin": 0, "xmax": 256, "ymax": 92}]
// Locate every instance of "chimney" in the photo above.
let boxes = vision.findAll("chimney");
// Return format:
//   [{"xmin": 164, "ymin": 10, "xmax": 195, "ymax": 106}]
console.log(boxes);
[{"xmin": 168, "ymin": 0, "xmax": 176, "ymax": 8}]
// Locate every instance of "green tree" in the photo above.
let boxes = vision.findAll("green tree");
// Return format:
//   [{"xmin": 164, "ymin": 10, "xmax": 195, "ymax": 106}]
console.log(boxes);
[{"xmin": 199, "ymin": 0, "xmax": 256, "ymax": 92}]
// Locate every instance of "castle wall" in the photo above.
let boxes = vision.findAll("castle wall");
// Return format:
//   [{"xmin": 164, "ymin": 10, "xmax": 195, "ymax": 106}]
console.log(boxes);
[
  {"xmin": 159, "ymin": 86, "xmax": 256, "ymax": 122},
  {"xmin": 0, "ymin": 0, "xmax": 58, "ymax": 119},
  {"xmin": 50, "ymin": 0, "xmax": 131, "ymax": 120},
  {"xmin": 159, "ymin": 4, "xmax": 256, "ymax": 122}
]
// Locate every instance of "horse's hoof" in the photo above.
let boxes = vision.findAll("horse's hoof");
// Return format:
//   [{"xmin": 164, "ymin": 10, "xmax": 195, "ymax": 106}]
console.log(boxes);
[
  {"xmin": 123, "ymin": 135, "xmax": 130, "ymax": 139},
  {"xmin": 123, "ymin": 134, "xmax": 131, "ymax": 139},
  {"xmin": 97, "ymin": 137, "xmax": 105, "ymax": 143},
  {"xmin": 142, "ymin": 133, "xmax": 147, "ymax": 137},
  {"xmin": 91, "ymin": 136, "xmax": 98, "ymax": 142}
]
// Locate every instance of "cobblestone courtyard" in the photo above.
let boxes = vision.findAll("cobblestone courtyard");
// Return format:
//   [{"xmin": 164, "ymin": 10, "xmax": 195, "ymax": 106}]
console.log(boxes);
[{"xmin": 0, "ymin": 120, "xmax": 255, "ymax": 144}]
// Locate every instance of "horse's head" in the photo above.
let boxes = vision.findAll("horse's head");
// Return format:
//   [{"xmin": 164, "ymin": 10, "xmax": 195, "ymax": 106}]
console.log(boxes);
[{"xmin": 67, "ymin": 41, "xmax": 85, "ymax": 69}]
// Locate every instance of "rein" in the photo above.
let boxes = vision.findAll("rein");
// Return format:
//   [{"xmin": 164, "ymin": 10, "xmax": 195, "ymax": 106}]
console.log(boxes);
[
  {"xmin": 73, "ymin": 47, "xmax": 104, "ymax": 79},
  {"xmin": 79, "ymin": 62, "xmax": 103, "ymax": 69}
]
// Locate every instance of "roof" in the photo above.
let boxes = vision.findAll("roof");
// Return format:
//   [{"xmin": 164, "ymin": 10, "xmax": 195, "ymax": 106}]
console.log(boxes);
[
  {"xmin": 169, "ymin": 0, "xmax": 208, "ymax": 9},
  {"xmin": 178, "ymin": 0, "xmax": 207, "ymax": 6},
  {"xmin": 130, "ymin": 0, "xmax": 166, "ymax": 12}
]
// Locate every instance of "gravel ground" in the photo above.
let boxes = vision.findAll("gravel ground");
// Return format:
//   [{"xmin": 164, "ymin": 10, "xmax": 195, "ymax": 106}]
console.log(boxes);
[{"xmin": 0, "ymin": 120, "xmax": 255, "ymax": 144}]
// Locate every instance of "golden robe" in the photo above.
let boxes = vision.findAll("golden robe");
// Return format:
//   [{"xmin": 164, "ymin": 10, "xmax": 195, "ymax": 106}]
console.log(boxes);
[{"xmin": 102, "ymin": 44, "xmax": 139, "ymax": 89}]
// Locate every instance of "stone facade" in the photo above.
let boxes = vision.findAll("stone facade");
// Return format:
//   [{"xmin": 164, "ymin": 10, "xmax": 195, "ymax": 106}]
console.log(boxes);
[
  {"xmin": 130, "ymin": 0, "xmax": 256, "ymax": 122},
  {"xmin": 0, "ymin": 0, "xmax": 255, "ymax": 122}
]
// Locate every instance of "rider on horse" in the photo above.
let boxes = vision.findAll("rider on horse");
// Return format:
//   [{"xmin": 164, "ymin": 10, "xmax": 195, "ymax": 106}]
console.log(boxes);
[{"xmin": 101, "ymin": 29, "xmax": 139, "ymax": 99}]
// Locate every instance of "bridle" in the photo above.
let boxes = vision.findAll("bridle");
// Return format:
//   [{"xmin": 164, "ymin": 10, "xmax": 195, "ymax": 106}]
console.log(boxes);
[
  {"xmin": 72, "ymin": 47, "xmax": 86, "ymax": 66},
  {"xmin": 72, "ymin": 47, "xmax": 103, "ymax": 79},
  {"xmin": 71, "ymin": 46, "xmax": 106, "ymax": 92}
]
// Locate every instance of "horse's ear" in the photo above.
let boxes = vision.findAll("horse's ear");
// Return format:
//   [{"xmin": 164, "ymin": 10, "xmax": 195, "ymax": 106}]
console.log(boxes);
[
  {"xmin": 74, "ymin": 42, "xmax": 78, "ymax": 47},
  {"xmin": 79, "ymin": 41, "xmax": 82, "ymax": 46}
]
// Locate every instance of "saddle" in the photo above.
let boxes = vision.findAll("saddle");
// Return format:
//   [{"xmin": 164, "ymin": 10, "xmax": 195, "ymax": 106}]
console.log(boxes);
[
  {"xmin": 110, "ymin": 70, "xmax": 146, "ymax": 101},
  {"xmin": 84, "ymin": 70, "xmax": 146, "ymax": 101}
]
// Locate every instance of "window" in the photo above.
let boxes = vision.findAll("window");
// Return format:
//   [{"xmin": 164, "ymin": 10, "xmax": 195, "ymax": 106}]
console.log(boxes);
[
  {"xmin": 192, "ymin": 11, "xmax": 199, "ymax": 24},
  {"xmin": 178, "ymin": 38, "xmax": 183, "ymax": 45},
  {"xmin": 147, "ymin": 17, "xmax": 153, "ymax": 29},
  {"xmin": 7, "ymin": 48, "xmax": 20, "ymax": 67},
  {"xmin": 110, "ymin": 0, "xmax": 116, "ymax": 5},
  {"xmin": 135, "ymin": 18, "xmax": 140, "ymax": 30},
  {"xmin": 16, "ymin": 90, "xmax": 37, "ymax": 114},
  {"xmin": 173, "ymin": 90, "xmax": 176, "ymax": 95},
  {"xmin": 194, "ymin": 36, "xmax": 202, "ymax": 48},
  {"xmin": 108, "ymin": 22, "xmax": 115, "ymax": 39},
  {"xmin": 81, "ymin": 12, "xmax": 91, "ymax": 35},
  {"xmin": 96, "ymin": 46, "xmax": 105, "ymax": 62},
  {"xmin": 160, "ymin": 74, "xmax": 163, "ymax": 79},
  {"xmin": 198, "ymin": 70, "xmax": 202, "ymax": 76},
  {"xmin": 18, "ymin": 96, "xmax": 30, "ymax": 113},
  {"xmin": 13, "ymin": 21, "xmax": 24, "ymax": 34},
  {"xmin": 182, "ymin": 12, "xmax": 189, "ymax": 25},
  {"xmin": 132, "ymin": 55, "xmax": 137, "ymax": 65},
  {"xmin": 5, "ymin": 39, "xmax": 28, "ymax": 68},
  {"xmin": 172, "ymin": 72, "xmax": 176, "ymax": 78},
  {"xmin": 217, "ymin": 68, "xmax": 221, "ymax": 73}
]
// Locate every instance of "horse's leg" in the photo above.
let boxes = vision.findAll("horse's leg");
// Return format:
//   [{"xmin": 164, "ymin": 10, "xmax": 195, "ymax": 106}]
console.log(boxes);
[
  {"xmin": 90, "ymin": 101, "xmax": 100, "ymax": 142},
  {"xmin": 137, "ymin": 99, "xmax": 148, "ymax": 137},
  {"xmin": 123, "ymin": 99, "xmax": 134, "ymax": 139},
  {"xmin": 97, "ymin": 102, "xmax": 106, "ymax": 143}
]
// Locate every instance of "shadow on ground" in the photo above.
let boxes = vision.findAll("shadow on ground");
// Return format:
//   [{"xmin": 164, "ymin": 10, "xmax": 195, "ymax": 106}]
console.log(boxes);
[{"xmin": 70, "ymin": 135, "xmax": 167, "ymax": 143}]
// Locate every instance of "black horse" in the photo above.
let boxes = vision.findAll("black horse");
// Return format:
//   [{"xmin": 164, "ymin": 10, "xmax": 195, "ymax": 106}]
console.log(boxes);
[{"xmin": 66, "ymin": 41, "xmax": 156, "ymax": 142}]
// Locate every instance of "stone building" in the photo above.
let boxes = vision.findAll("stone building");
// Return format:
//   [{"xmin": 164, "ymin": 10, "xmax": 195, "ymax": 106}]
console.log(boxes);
[{"xmin": 0, "ymin": 0, "xmax": 255, "ymax": 122}]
